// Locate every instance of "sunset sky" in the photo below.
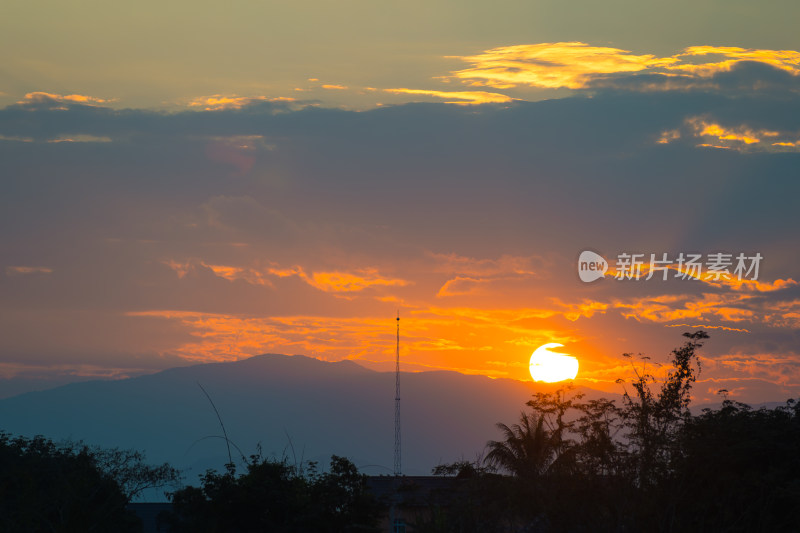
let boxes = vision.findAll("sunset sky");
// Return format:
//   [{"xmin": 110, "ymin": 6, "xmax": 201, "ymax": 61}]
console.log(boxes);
[{"xmin": 2, "ymin": 0, "xmax": 799, "ymax": 404}]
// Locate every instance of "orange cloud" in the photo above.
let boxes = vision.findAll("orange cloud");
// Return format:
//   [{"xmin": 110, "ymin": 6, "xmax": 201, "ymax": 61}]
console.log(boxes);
[
  {"xmin": 385, "ymin": 88, "xmax": 514, "ymax": 104},
  {"xmin": 322, "ymin": 84, "xmax": 348, "ymax": 90},
  {"xmin": 702, "ymin": 276, "xmax": 797, "ymax": 293},
  {"xmin": 126, "ymin": 304, "xmax": 584, "ymax": 382},
  {"xmin": 5, "ymin": 266, "xmax": 53, "ymax": 276},
  {"xmin": 445, "ymin": 43, "xmax": 800, "ymax": 91},
  {"xmin": 203, "ymin": 264, "xmax": 242, "ymax": 281},
  {"xmin": 762, "ymin": 299, "xmax": 800, "ymax": 329},
  {"xmin": 189, "ymin": 95, "xmax": 260, "ymax": 110},
  {"xmin": 682, "ymin": 117, "xmax": 793, "ymax": 151},
  {"xmin": 421, "ymin": 305, "xmax": 555, "ymax": 323},
  {"xmin": 203, "ymin": 263, "xmax": 272, "ymax": 286},
  {"xmin": 432, "ymin": 253, "xmax": 545, "ymax": 297},
  {"xmin": 671, "ymin": 46, "xmax": 800, "ymax": 76},
  {"xmin": 665, "ymin": 324, "xmax": 750, "ymax": 333},
  {"xmin": 125, "ymin": 291, "xmax": 800, "ymax": 401},
  {"xmin": 703, "ymin": 353, "xmax": 800, "ymax": 386},
  {"xmin": 552, "ymin": 299, "xmax": 610, "ymax": 321},
  {"xmin": 613, "ymin": 292, "xmax": 756, "ymax": 324},
  {"xmin": 657, "ymin": 129, "xmax": 681, "ymax": 144},
  {"xmin": 608, "ymin": 258, "xmax": 797, "ymax": 292},
  {"xmin": 18, "ymin": 92, "xmax": 110, "ymax": 107},
  {"xmin": 419, "ymin": 302, "xmax": 605, "ymax": 327},
  {"xmin": 308, "ymin": 270, "xmax": 410, "ymax": 292},
  {"xmin": 164, "ymin": 259, "xmax": 409, "ymax": 292},
  {"xmin": 448, "ymin": 42, "xmax": 674, "ymax": 89},
  {"xmin": 266, "ymin": 265, "xmax": 306, "ymax": 279},
  {"xmin": 773, "ymin": 140, "xmax": 800, "ymax": 148},
  {"xmin": 265, "ymin": 264, "xmax": 409, "ymax": 293},
  {"xmin": 188, "ymin": 95, "xmax": 295, "ymax": 111},
  {"xmin": 162, "ymin": 258, "xmax": 270, "ymax": 285},
  {"xmin": 699, "ymin": 123, "xmax": 762, "ymax": 144},
  {"xmin": 120, "ymin": 310, "xmax": 455, "ymax": 365},
  {"xmin": 163, "ymin": 260, "xmax": 192, "ymax": 279},
  {"xmin": 436, "ymin": 276, "xmax": 489, "ymax": 297},
  {"xmin": 608, "ymin": 281, "xmax": 800, "ymax": 330}
]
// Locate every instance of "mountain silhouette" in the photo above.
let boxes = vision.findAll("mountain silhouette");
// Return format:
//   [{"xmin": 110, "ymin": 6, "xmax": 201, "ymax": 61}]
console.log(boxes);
[{"xmin": 0, "ymin": 354, "xmax": 617, "ymax": 484}]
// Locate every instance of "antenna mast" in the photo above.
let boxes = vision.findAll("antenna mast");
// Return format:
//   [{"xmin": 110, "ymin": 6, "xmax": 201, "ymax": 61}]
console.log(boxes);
[{"xmin": 394, "ymin": 312, "xmax": 401, "ymax": 476}]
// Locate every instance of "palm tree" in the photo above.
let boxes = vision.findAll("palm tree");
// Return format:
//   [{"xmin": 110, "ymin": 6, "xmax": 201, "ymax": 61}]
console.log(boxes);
[{"xmin": 484, "ymin": 411, "xmax": 555, "ymax": 478}]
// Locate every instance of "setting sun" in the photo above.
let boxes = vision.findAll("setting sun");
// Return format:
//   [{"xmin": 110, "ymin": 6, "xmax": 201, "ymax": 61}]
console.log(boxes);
[{"xmin": 529, "ymin": 343, "xmax": 579, "ymax": 383}]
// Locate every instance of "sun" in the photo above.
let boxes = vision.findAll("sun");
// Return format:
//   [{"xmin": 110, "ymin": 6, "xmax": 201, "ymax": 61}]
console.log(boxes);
[{"xmin": 529, "ymin": 343, "xmax": 579, "ymax": 383}]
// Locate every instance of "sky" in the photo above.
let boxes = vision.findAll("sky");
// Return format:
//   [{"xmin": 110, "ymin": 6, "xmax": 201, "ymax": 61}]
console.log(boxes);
[{"xmin": 2, "ymin": 0, "xmax": 800, "ymax": 404}]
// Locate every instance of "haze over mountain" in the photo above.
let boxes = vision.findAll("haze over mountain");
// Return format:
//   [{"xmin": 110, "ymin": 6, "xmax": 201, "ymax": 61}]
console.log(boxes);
[{"xmin": 0, "ymin": 354, "xmax": 620, "ymax": 484}]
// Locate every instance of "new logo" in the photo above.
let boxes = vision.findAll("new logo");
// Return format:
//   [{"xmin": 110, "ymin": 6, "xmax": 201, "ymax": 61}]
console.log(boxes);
[{"xmin": 578, "ymin": 250, "xmax": 608, "ymax": 282}]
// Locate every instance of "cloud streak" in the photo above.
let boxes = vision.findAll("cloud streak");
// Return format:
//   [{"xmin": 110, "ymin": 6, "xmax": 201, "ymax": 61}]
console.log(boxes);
[
  {"xmin": 446, "ymin": 42, "xmax": 800, "ymax": 94},
  {"xmin": 449, "ymin": 42, "xmax": 672, "ymax": 89},
  {"xmin": 5, "ymin": 266, "xmax": 53, "ymax": 276},
  {"xmin": 385, "ymin": 88, "xmax": 514, "ymax": 104}
]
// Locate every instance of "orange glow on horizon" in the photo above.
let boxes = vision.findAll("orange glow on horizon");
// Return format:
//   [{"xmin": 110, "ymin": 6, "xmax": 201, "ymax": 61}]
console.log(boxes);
[{"xmin": 125, "ymin": 251, "xmax": 800, "ymax": 403}]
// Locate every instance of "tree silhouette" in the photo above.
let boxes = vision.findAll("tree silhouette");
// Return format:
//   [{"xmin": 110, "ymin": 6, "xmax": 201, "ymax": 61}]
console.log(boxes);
[
  {"xmin": 484, "ymin": 411, "xmax": 555, "ymax": 478},
  {"xmin": 0, "ymin": 433, "xmax": 179, "ymax": 533},
  {"xmin": 670, "ymin": 397, "xmax": 800, "ymax": 531},
  {"xmin": 163, "ymin": 454, "xmax": 382, "ymax": 533},
  {"xmin": 617, "ymin": 330, "xmax": 707, "ymax": 487},
  {"xmin": 573, "ymin": 397, "xmax": 624, "ymax": 478}
]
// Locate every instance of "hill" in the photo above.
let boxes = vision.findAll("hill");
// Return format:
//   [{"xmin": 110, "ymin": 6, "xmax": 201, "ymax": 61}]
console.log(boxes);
[{"xmin": 0, "ymin": 354, "xmax": 617, "ymax": 482}]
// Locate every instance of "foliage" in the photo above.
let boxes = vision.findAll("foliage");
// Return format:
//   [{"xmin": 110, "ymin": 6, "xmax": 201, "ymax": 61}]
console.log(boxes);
[
  {"xmin": 0, "ymin": 433, "xmax": 179, "ymax": 533},
  {"xmin": 417, "ymin": 459, "xmax": 519, "ymax": 533},
  {"xmin": 670, "ymin": 398, "xmax": 800, "ymax": 531},
  {"xmin": 617, "ymin": 330, "xmax": 707, "ymax": 487},
  {"xmin": 163, "ymin": 454, "xmax": 382, "ymax": 533},
  {"xmin": 485, "ymin": 411, "xmax": 555, "ymax": 479},
  {"xmin": 427, "ymin": 331, "xmax": 800, "ymax": 532},
  {"xmin": 91, "ymin": 446, "xmax": 181, "ymax": 501}
]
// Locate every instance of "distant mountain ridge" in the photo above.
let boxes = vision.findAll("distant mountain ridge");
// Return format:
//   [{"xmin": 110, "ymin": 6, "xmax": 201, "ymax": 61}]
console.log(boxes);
[{"xmin": 0, "ymin": 354, "xmax": 616, "ymax": 483}]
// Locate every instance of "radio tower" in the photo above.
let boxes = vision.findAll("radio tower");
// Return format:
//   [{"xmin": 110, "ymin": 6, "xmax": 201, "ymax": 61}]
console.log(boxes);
[{"xmin": 393, "ymin": 312, "xmax": 401, "ymax": 476}]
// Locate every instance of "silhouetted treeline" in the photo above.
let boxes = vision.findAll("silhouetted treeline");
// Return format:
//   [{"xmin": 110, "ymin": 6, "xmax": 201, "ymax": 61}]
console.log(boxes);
[
  {"xmin": 416, "ymin": 332, "xmax": 800, "ymax": 532},
  {"xmin": 0, "ymin": 433, "xmax": 179, "ymax": 532},
  {"xmin": 161, "ymin": 454, "xmax": 383, "ymax": 532}
]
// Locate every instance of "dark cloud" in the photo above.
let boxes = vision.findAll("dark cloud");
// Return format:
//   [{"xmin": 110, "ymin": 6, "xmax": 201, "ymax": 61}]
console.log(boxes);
[
  {"xmin": 589, "ymin": 61, "xmax": 800, "ymax": 97},
  {"xmin": 713, "ymin": 61, "xmax": 800, "ymax": 95}
]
